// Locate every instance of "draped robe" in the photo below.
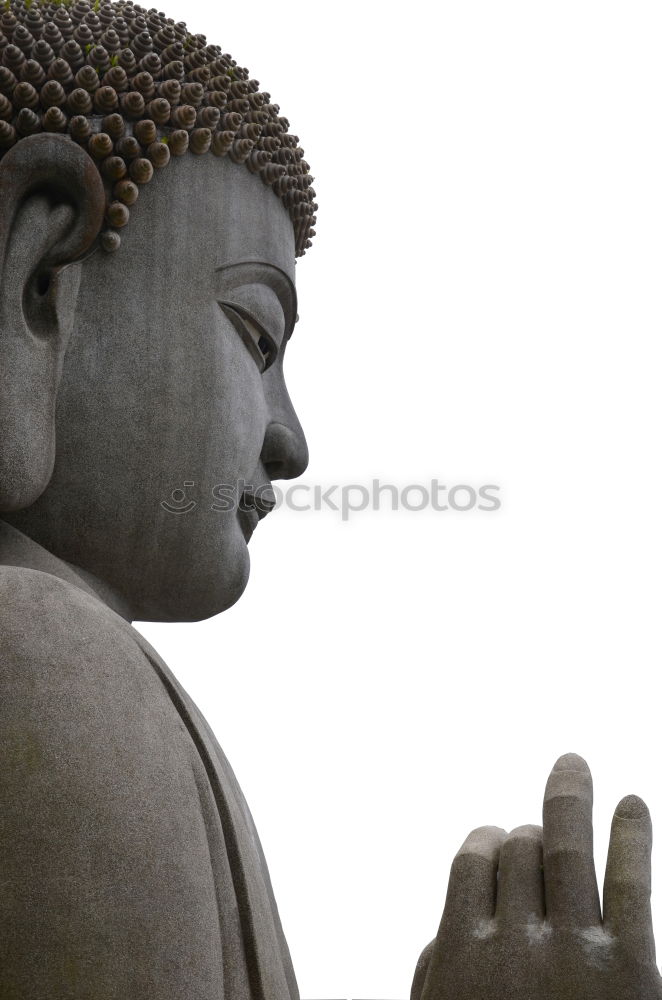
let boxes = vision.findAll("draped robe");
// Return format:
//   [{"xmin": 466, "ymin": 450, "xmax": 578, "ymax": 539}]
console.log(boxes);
[{"xmin": 0, "ymin": 562, "xmax": 298, "ymax": 1000}]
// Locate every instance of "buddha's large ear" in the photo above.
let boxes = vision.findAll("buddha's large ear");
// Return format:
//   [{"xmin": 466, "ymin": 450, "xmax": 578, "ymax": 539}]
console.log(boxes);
[{"xmin": 0, "ymin": 133, "xmax": 105, "ymax": 512}]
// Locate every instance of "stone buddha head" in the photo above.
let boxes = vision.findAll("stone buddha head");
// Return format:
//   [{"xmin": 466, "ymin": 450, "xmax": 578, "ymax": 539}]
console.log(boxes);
[{"xmin": 0, "ymin": 0, "xmax": 315, "ymax": 623}]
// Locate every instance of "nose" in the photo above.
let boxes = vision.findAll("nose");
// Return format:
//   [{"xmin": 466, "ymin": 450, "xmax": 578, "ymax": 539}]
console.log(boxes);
[{"xmin": 261, "ymin": 419, "xmax": 309, "ymax": 481}]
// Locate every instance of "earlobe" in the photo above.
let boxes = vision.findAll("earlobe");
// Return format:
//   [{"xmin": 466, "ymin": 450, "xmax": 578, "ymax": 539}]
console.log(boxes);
[{"xmin": 0, "ymin": 134, "xmax": 106, "ymax": 512}]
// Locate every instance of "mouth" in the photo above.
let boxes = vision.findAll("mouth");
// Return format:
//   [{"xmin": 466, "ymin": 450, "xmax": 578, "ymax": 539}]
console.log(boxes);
[{"xmin": 238, "ymin": 486, "xmax": 276, "ymax": 543}]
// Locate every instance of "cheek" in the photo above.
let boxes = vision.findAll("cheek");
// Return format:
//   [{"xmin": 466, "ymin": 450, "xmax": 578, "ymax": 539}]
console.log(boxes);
[
  {"xmin": 141, "ymin": 309, "xmax": 264, "ymax": 619},
  {"xmin": 137, "ymin": 302, "xmax": 267, "ymax": 487},
  {"xmin": 207, "ymin": 304, "xmax": 268, "ymax": 480},
  {"xmin": 34, "ymin": 302, "xmax": 266, "ymax": 620}
]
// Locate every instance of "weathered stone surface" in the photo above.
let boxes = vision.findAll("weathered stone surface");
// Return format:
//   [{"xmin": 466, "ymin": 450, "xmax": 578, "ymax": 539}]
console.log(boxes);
[
  {"xmin": 3, "ymin": 136, "xmax": 307, "ymax": 622},
  {"xmin": 413, "ymin": 755, "xmax": 662, "ymax": 1000},
  {"xmin": 0, "ymin": 37, "xmax": 659, "ymax": 1000},
  {"xmin": 0, "ymin": 0, "xmax": 317, "ymax": 257},
  {"xmin": 0, "ymin": 556, "xmax": 295, "ymax": 997},
  {"xmin": 0, "ymin": 125, "xmax": 307, "ymax": 995}
]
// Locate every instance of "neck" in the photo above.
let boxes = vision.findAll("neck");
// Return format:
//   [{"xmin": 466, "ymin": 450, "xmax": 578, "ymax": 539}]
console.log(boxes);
[{"xmin": 0, "ymin": 519, "xmax": 133, "ymax": 622}]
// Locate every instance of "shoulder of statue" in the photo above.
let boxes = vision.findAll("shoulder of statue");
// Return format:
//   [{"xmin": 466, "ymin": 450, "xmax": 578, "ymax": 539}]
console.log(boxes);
[
  {"xmin": 0, "ymin": 568, "xmax": 224, "ymax": 975},
  {"xmin": 0, "ymin": 565, "xmax": 146, "ymax": 682},
  {"xmin": 0, "ymin": 564, "xmax": 194, "ymax": 780}
]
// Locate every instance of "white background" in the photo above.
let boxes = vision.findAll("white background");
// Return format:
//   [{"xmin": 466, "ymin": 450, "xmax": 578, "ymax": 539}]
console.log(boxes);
[{"xmin": 140, "ymin": 2, "xmax": 662, "ymax": 997}]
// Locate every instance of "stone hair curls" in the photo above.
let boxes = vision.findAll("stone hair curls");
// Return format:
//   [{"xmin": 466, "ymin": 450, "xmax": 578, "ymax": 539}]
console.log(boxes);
[{"xmin": 0, "ymin": 0, "xmax": 317, "ymax": 255}]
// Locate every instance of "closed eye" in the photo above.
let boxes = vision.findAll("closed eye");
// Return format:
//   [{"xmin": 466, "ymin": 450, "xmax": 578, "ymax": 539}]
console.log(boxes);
[{"xmin": 219, "ymin": 302, "xmax": 278, "ymax": 372}]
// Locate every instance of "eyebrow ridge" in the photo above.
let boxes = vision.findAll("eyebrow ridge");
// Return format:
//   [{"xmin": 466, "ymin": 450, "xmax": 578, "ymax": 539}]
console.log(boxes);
[{"xmin": 215, "ymin": 260, "xmax": 297, "ymax": 337}]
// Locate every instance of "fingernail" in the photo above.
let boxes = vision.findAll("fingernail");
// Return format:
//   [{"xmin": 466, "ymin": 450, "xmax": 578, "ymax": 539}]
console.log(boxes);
[
  {"xmin": 553, "ymin": 752, "xmax": 589, "ymax": 773},
  {"xmin": 614, "ymin": 795, "xmax": 649, "ymax": 820},
  {"xmin": 507, "ymin": 824, "xmax": 542, "ymax": 842},
  {"xmin": 457, "ymin": 826, "xmax": 506, "ymax": 859}
]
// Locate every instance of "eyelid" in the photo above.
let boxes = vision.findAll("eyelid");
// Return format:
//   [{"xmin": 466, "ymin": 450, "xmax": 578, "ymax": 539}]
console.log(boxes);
[
  {"xmin": 215, "ymin": 263, "xmax": 297, "ymax": 338},
  {"xmin": 219, "ymin": 302, "xmax": 276, "ymax": 372},
  {"xmin": 218, "ymin": 283, "xmax": 286, "ymax": 348}
]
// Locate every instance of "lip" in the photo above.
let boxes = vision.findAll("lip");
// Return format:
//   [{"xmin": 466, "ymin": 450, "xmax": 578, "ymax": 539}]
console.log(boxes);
[
  {"xmin": 238, "ymin": 505, "xmax": 260, "ymax": 543},
  {"xmin": 238, "ymin": 486, "xmax": 276, "ymax": 543}
]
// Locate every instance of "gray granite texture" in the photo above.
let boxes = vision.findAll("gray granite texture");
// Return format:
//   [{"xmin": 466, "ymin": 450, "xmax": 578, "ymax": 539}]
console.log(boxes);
[
  {"xmin": 0, "ymin": 532, "xmax": 298, "ymax": 998},
  {"xmin": 1, "ymin": 132, "xmax": 660, "ymax": 1000},
  {"xmin": 3, "ymin": 134, "xmax": 307, "ymax": 622},
  {"xmin": 0, "ymin": 132, "xmax": 307, "ymax": 996},
  {"xmin": 412, "ymin": 754, "xmax": 662, "ymax": 1000}
]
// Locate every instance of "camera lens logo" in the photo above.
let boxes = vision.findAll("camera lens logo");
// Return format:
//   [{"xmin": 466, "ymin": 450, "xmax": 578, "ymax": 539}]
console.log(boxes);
[{"xmin": 160, "ymin": 482, "xmax": 198, "ymax": 515}]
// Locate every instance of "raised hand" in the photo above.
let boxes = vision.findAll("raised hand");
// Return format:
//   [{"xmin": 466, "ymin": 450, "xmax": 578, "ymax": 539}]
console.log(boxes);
[{"xmin": 412, "ymin": 754, "xmax": 662, "ymax": 1000}]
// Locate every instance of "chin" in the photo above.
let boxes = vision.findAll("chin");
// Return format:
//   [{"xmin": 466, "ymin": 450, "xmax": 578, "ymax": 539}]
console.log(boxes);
[{"xmin": 134, "ymin": 531, "xmax": 251, "ymax": 624}]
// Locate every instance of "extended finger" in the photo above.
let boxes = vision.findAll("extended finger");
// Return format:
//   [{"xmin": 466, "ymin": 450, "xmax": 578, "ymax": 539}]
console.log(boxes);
[
  {"xmin": 410, "ymin": 940, "xmax": 434, "ymax": 1000},
  {"xmin": 441, "ymin": 825, "xmax": 506, "ymax": 932},
  {"xmin": 543, "ymin": 753, "xmax": 601, "ymax": 927},
  {"xmin": 603, "ymin": 794, "xmax": 655, "ymax": 963},
  {"xmin": 496, "ymin": 824, "xmax": 545, "ymax": 926}
]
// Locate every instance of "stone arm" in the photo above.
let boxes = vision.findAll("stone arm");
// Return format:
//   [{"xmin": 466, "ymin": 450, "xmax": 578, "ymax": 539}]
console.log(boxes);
[
  {"xmin": 412, "ymin": 754, "xmax": 662, "ymax": 1000},
  {"xmin": 0, "ymin": 567, "xmax": 228, "ymax": 999}
]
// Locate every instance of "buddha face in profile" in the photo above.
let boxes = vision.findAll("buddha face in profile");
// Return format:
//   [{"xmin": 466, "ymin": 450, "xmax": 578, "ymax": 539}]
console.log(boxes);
[{"xmin": 0, "ymin": 0, "xmax": 315, "ymax": 623}]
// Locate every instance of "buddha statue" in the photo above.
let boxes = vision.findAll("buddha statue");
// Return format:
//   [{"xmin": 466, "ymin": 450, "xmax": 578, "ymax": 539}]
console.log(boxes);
[
  {"xmin": 0, "ymin": 2, "xmax": 659, "ymax": 999},
  {"xmin": 0, "ymin": 1, "xmax": 310, "ymax": 994}
]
